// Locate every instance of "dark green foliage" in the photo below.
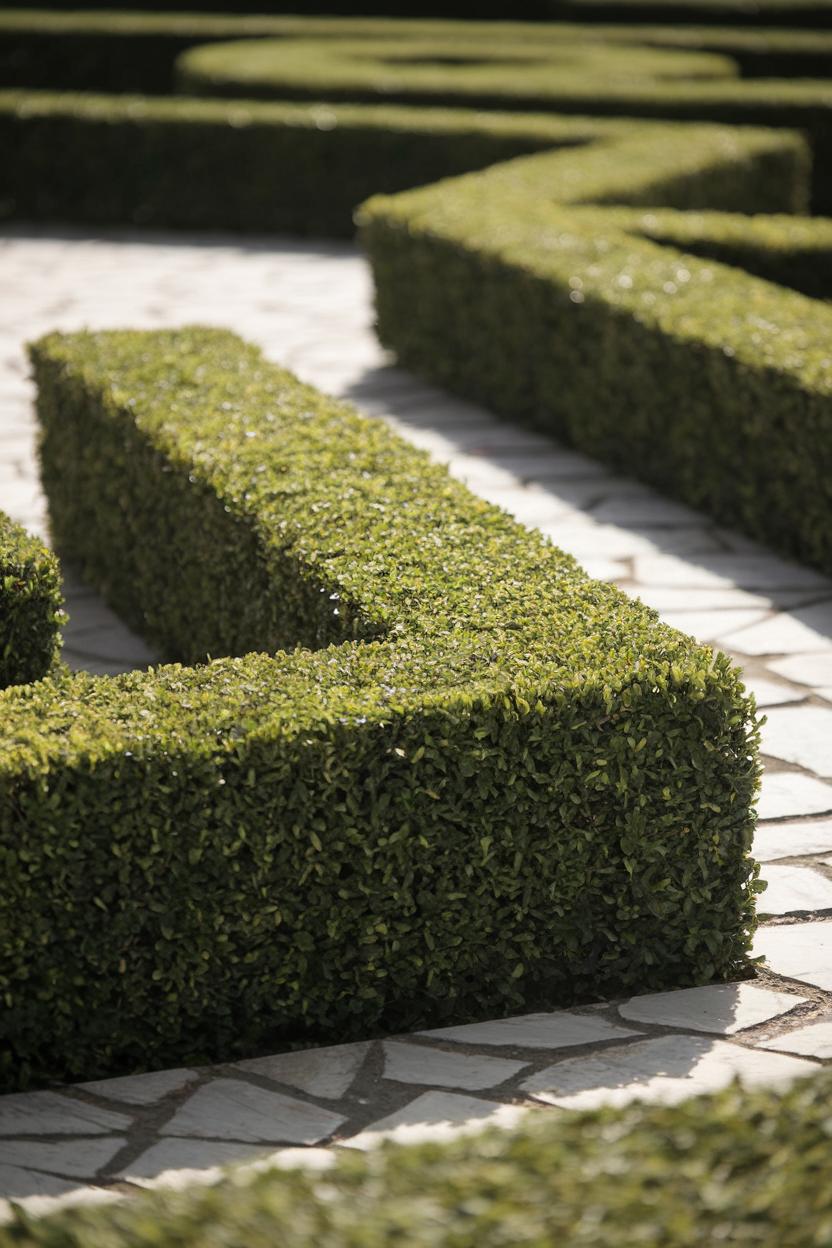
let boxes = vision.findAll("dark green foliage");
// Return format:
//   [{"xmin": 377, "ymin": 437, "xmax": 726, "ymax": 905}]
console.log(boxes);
[
  {"xmin": 361, "ymin": 124, "xmax": 832, "ymax": 573},
  {"xmin": 3, "ymin": 1069, "xmax": 831, "ymax": 1246},
  {"xmin": 0, "ymin": 92, "xmax": 585, "ymax": 235},
  {"xmin": 0, "ymin": 510, "xmax": 63, "ymax": 689},
  {"xmin": 545, "ymin": 0, "xmax": 832, "ymax": 26},
  {"xmin": 0, "ymin": 326, "xmax": 759, "ymax": 1091}
]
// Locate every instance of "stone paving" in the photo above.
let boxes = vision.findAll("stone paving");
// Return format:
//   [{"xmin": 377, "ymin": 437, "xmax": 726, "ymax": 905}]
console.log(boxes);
[{"xmin": 2, "ymin": 224, "xmax": 832, "ymax": 1222}]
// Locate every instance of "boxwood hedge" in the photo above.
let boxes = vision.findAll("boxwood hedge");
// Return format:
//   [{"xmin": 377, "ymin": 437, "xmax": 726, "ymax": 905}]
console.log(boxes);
[
  {"xmin": 0, "ymin": 510, "xmax": 63, "ymax": 689},
  {"xmin": 0, "ymin": 325, "xmax": 759, "ymax": 1091},
  {"xmin": 176, "ymin": 31, "xmax": 832, "ymax": 209},
  {"xmin": 360, "ymin": 124, "xmax": 832, "ymax": 573},
  {"xmin": 1, "ymin": 1068, "xmax": 829, "ymax": 1246}
]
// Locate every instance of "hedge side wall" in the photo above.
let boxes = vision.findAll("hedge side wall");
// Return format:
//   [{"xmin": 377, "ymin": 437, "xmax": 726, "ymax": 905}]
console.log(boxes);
[
  {"xmin": 1, "ymin": 1068, "xmax": 828, "ymax": 1246},
  {"xmin": 0, "ymin": 511, "xmax": 63, "ymax": 689},
  {"xmin": 0, "ymin": 325, "xmax": 759, "ymax": 1091},
  {"xmin": 360, "ymin": 126, "xmax": 832, "ymax": 573}
]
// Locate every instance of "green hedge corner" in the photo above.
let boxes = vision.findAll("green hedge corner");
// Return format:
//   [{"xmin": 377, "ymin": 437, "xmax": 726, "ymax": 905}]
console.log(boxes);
[
  {"xmin": 0, "ymin": 510, "xmax": 63, "ymax": 689},
  {"xmin": 0, "ymin": 325, "xmax": 759, "ymax": 1091}
]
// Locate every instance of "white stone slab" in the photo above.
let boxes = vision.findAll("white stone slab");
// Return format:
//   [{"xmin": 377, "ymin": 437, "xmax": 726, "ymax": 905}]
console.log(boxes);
[
  {"xmin": 632, "ymin": 553, "xmax": 830, "ymax": 592},
  {"xmin": 618, "ymin": 983, "xmax": 805, "ymax": 1034},
  {"xmin": 0, "ymin": 1136, "xmax": 125, "ymax": 1183},
  {"xmin": 759, "ymin": 1016, "xmax": 832, "ymax": 1058},
  {"xmin": 0, "ymin": 1165, "xmax": 88, "ymax": 1201},
  {"xmin": 753, "ymin": 921, "xmax": 832, "ymax": 989},
  {"xmin": 768, "ymin": 653, "xmax": 832, "ymax": 690},
  {"xmin": 342, "ymin": 1091, "xmax": 529, "ymax": 1151},
  {"xmin": 756, "ymin": 772, "xmax": 832, "ymax": 821},
  {"xmin": 742, "ymin": 676, "xmax": 805, "ymax": 708},
  {"xmin": 418, "ymin": 1011, "xmax": 641, "ymax": 1049},
  {"xmin": 579, "ymin": 558, "xmax": 627, "ymax": 582},
  {"xmin": 661, "ymin": 609, "xmax": 769, "ymax": 645},
  {"xmin": 720, "ymin": 606, "xmax": 832, "ymax": 656},
  {"xmin": 79, "ymin": 1068, "xmax": 197, "ymax": 1106},
  {"xmin": 520, "ymin": 1035, "xmax": 817, "ymax": 1111},
  {"xmin": 758, "ymin": 864, "xmax": 832, "ymax": 915},
  {"xmin": 635, "ymin": 587, "xmax": 772, "ymax": 612},
  {"xmin": 760, "ymin": 707, "xmax": 832, "ymax": 776},
  {"xmin": 0, "ymin": 1092, "xmax": 130, "ymax": 1137},
  {"xmin": 119, "ymin": 1138, "xmax": 269, "ymax": 1189},
  {"xmin": 0, "ymin": 1185, "xmax": 122, "ymax": 1225},
  {"xmin": 753, "ymin": 818, "xmax": 832, "ymax": 861},
  {"xmin": 233, "ymin": 1043, "xmax": 370, "ymax": 1101},
  {"xmin": 592, "ymin": 495, "xmax": 702, "ymax": 527},
  {"xmin": 160, "ymin": 1079, "xmax": 345, "ymax": 1146},
  {"xmin": 382, "ymin": 1042, "xmax": 527, "ymax": 1090}
]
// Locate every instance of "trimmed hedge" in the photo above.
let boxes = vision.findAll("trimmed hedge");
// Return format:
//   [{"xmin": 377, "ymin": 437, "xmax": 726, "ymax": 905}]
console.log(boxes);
[
  {"xmin": 360, "ymin": 124, "xmax": 832, "ymax": 574},
  {"xmin": 0, "ymin": 325, "xmax": 759, "ymax": 1090},
  {"xmin": 176, "ymin": 33, "xmax": 832, "ymax": 209},
  {"xmin": 2, "ymin": 1068, "xmax": 830, "ymax": 1246},
  {"xmin": 0, "ymin": 510, "xmax": 63, "ymax": 689}
]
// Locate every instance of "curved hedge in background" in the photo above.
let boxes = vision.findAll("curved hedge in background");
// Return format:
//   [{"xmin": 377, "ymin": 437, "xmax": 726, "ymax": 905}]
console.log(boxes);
[
  {"xmin": 0, "ymin": 511, "xmax": 63, "ymax": 689},
  {"xmin": 2, "ymin": 1068, "xmax": 829, "ymax": 1246},
  {"xmin": 0, "ymin": 325, "xmax": 759, "ymax": 1091}
]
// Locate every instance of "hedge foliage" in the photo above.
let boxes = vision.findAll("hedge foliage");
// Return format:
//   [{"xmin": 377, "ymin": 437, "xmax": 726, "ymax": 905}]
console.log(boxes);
[
  {"xmin": 0, "ymin": 325, "xmax": 759, "ymax": 1090},
  {"xmin": 176, "ymin": 31, "xmax": 832, "ymax": 210},
  {"xmin": 3, "ymin": 1069, "xmax": 830, "ymax": 1246},
  {"xmin": 0, "ymin": 511, "xmax": 63, "ymax": 689},
  {"xmin": 362, "ymin": 126, "xmax": 832, "ymax": 574}
]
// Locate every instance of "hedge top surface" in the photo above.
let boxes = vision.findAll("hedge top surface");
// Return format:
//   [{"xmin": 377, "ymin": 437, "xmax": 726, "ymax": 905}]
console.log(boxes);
[
  {"xmin": 176, "ymin": 34, "xmax": 744, "ymax": 107},
  {"xmin": 1, "ymin": 1068, "xmax": 829, "ymax": 1247}
]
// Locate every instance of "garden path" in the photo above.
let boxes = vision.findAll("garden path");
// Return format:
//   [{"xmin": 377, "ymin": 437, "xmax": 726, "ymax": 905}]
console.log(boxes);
[{"xmin": 1, "ymin": 226, "xmax": 831, "ymax": 1222}]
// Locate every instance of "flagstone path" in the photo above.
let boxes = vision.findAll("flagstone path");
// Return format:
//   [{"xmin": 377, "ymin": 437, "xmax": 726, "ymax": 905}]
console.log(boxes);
[{"xmin": 1, "ymin": 225, "xmax": 831, "ymax": 1223}]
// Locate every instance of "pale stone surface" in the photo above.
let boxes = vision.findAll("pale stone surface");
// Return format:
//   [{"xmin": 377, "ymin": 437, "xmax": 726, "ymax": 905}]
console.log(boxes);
[
  {"xmin": 742, "ymin": 676, "xmax": 805, "ymax": 708},
  {"xmin": 636, "ymin": 587, "xmax": 772, "ymax": 612},
  {"xmin": 342, "ymin": 1092, "xmax": 529, "ymax": 1151},
  {"xmin": 759, "ymin": 1016, "xmax": 832, "ymax": 1058},
  {"xmin": 753, "ymin": 921, "xmax": 832, "ymax": 989},
  {"xmin": 80, "ymin": 1068, "xmax": 198, "ymax": 1106},
  {"xmin": 119, "ymin": 1139, "xmax": 270, "ymax": 1189},
  {"xmin": 0, "ymin": 1166, "xmax": 95, "ymax": 1201},
  {"xmin": 234, "ymin": 1043, "xmax": 370, "ymax": 1101},
  {"xmin": 160, "ymin": 1079, "xmax": 345, "ymax": 1145},
  {"xmin": 769, "ymin": 652, "xmax": 832, "ymax": 689},
  {"xmin": 660, "ymin": 609, "xmax": 769, "ymax": 645},
  {"xmin": 382, "ymin": 1042, "xmax": 527, "ymax": 1090},
  {"xmin": 720, "ymin": 606, "xmax": 832, "ymax": 656},
  {"xmin": 0, "ymin": 1186, "xmax": 122, "ymax": 1225},
  {"xmin": 758, "ymin": 864, "xmax": 832, "ymax": 915},
  {"xmin": 0, "ymin": 1138, "xmax": 125, "ymax": 1182},
  {"xmin": 632, "ymin": 552, "xmax": 831, "ymax": 591},
  {"xmin": 618, "ymin": 983, "xmax": 805, "ymax": 1034},
  {"xmin": 756, "ymin": 772, "xmax": 832, "ymax": 820},
  {"xmin": 0, "ymin": 1092, "xmax": 130, "ymax": 1137},
  {"xmin": 520, "ymin": 1035, "xmax": 817, "ymax": 1111},
  {"xmin": 753, "ymin": 819, "xmax": 832, "ymax": 861},
  {"xmin": 419, "ymin": 1011, "xmax": 641, "ymax": 1049},
  {"xmin": 760, "ymin": 707, "xmax": 832, "ymax": 776}
]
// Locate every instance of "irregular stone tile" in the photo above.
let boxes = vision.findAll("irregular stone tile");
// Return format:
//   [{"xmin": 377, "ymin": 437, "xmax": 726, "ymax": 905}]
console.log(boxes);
[
  {"xmin": 591, "ymin": 495, "xmax": 705, "ymax": 527},
  {"xmin": 0, "ymin": 1137, "xmax": 126, "ymax": 1181},
  {"xmin": 382, "ymin": 1042, "xmax": 527, "ymax": 1090},
  {"xmin": 742, "ymin": 676, "xmax": 805, "ymax": 708},
  {"xmin": 618, "ymin": 983, "xmax": 805, "ymax": 1034},
  {"xmin": 632, "ymin": 553, "xmax": 830, "ymax": 592},
  {"xmin": 0, "ymin": 1092, "xmax": 130, "ymax": 1137},
  {"xmin": 418, "ymin": 1011, "xmax": 641, "ymax": 1049},
  {"xmin": 0, "ymin": 1165, "xmax": 90, "ymax": 1200},
  {"xmin": 579, "ymin": 557, "xmax": 627, "ymax": 582},
  {"xmin": 636, "ymin": 587, "xmax": 772, "ymax": 612},
  {"xmin": 720, "ymin": 606, "xmax": 832, "ymax": 656},
  {"xmin": 753, "ymin": 818, "xmax": 832, "ymax": 861},
  {"xmin": 160, "ymin": 1078, "xmax": 344, "ymax": 1145},
  {"xmin": 759, "ymin": 1016, "xmax": 832, "ymax": 1058},
  {"xmin": 661, "ymin": 609, "xmax": 769, "ymax": 645},
  {"xmin": 753, "ymin": 921, "xmax": 832, "ymax": 989},
  {"xmin": 758, "ymin": 864, "xmax": 832, "ymax": 915},
  {"xmin": 756, "ymin": 772, "xmax": 832, "ymax": 821},
  {"xmin": 79, "ymin": 1068, "xmax": 198, "ymax": 1106},
  {"xmin": 520, "ymin": 1035, "xmax": 817, "ymax": 1111},
  {"xmin": 119, "ymin": 1138, "xmax": 269, "ymax": 1189},
  {"xmin": 1, "ymin": 1186, "xmax": 122, "ymax": 1224},
  {"xmin": 233, "ymin": 1043, "xmax": 370, "ymax": 1101},
  {"xmin": 477, "ymin": 486, "xmax": 572, "ymax": 528},
  {"xmin": 768, "ymin": 652, "xmax": 832, "ymax": 689},
  {"xmin": 342, "ymin": 1091, "xmax": 529, "ymax": 1151},
  {"xmin": 760, "ymin": 707, "xmax": 832, "ymax": 776}
]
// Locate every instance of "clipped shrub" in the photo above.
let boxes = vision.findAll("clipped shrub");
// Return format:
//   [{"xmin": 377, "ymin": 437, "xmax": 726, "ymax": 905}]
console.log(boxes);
[
  {"xmin": 1, "ymin": 1067, "xmax": 830, "ymax": 1246},
  {"xmin": 0, "ymin": 510, "xmax": 63, "ymax": 688},
  {"xmin": 176, "ymin": 32, "xmax": 832, "ymax": 209},
  {"xmin": 360, "ymin": 123, "xmax": 832, "ymax": 573},
  {"xmin": 0, "ymin": 325, "xmax": 759, "ymax": 1091}
]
